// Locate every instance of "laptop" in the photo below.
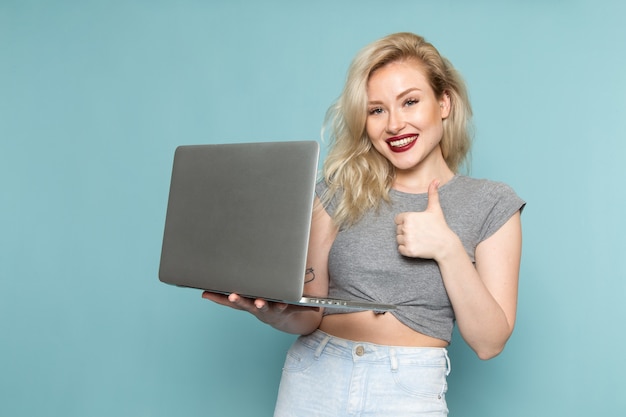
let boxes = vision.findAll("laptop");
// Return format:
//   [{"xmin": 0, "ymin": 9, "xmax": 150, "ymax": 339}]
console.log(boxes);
[{"xmin": 158, "ymin": 140, "xmax": 396, "ymax": 312}]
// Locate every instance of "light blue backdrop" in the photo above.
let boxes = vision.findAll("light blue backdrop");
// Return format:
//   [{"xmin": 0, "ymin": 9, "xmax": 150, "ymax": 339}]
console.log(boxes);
[{"xmin": 1, "ymin": 1, "xmax": 625, "ymax": 416}]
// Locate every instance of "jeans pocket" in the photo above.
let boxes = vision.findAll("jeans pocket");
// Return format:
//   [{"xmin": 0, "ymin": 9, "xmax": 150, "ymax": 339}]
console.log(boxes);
[
  {"xmin": 281, "ymin": 339, "xmax": 317, "ymax": 374},
  {"xmin": 392, "ymin": 363, "xmax": 448, "ymax": 400}
]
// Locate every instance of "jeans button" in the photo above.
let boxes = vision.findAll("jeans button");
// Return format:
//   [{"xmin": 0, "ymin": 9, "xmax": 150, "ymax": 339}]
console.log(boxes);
[{"xmin": 355, "ymin": 345, "xmax": 365, "ymax": 356}]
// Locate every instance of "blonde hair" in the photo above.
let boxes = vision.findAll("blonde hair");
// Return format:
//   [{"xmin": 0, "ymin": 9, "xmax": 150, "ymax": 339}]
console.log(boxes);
[{"xmin": 322, "ymin": 32, "xmax": 473, "ymax": 227}]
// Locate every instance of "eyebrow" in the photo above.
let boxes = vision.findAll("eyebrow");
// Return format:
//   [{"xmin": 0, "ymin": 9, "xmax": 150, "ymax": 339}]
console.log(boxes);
[{"xmin": 367, "ymin": 87, "xmax": 423, "ymax": 104}]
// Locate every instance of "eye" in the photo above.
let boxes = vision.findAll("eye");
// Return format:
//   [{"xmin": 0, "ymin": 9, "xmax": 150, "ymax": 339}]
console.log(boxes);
[
  {"xmin": 404, "ymin": 98, "xmax": 419, "ymax": 107},
  {"xmin": 368, "ymin": 107, "xmax": 384, "ymax": 115}
]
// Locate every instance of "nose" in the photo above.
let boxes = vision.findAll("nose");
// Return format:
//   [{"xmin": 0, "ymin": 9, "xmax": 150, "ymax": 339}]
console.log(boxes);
[{"xmin": 385, "ymin": 109, "xmax": 405, "ymax": 135}]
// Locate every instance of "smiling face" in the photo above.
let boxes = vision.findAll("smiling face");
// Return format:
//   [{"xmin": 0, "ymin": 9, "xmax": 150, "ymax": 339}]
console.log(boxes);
[{"xmin": 366, "ymin": 59, "xmax": 451, "ymax": 187}]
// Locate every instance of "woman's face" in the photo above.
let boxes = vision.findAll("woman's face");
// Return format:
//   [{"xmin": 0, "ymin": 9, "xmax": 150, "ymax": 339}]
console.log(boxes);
[{"xmin": 365, "ymin": 59, "xmax": 450, "ymax": 175}]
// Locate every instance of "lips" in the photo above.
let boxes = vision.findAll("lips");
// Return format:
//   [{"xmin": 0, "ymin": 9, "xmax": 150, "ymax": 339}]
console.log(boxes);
[{"xmin": 386, "ymin": 134, "xmax": 418, "ymax": 152}]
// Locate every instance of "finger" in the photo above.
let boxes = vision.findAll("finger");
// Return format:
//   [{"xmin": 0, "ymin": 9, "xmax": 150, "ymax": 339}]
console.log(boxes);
[
  {"xmin": 202, "ymin": 291, "xmax": 246, "ymax": 311},
  {"xmin": 254, "ymin": 298, "xmax": 286, "ymax": 312},
  {"xmin": 259, "ymin": 301, "xmax": 289, "ymax": 313},
  {"xmin": 202, "ymin": 291, "xmax": 230, "ymax": 304},
  {"xmin": 254, "ymin": 298, "xmax": 268, "ymax": 310},
  {"xmin": 228, "ymin": 293, "xmax": 258, "ymax": 311},
  {"xmin": 426, "ymin": 179, "xmax": 442, "ymax": 212}
]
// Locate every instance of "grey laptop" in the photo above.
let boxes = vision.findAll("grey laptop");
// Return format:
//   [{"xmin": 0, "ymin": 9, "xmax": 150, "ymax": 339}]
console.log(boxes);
[{"xmin": 159, "ymin": 141, "xmax": 395, "ymax": 311}]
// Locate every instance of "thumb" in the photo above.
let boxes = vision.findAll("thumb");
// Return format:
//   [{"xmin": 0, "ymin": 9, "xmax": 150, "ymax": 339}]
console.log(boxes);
[{"xmin": 426, "ymin": 179, "xmax": 442, "ymax": 212}]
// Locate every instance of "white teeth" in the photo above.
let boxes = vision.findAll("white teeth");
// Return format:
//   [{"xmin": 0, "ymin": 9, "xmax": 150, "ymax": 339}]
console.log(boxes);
[{"xmin": 389, "ymin": 136, "xmax": 417, "ymax": 147}]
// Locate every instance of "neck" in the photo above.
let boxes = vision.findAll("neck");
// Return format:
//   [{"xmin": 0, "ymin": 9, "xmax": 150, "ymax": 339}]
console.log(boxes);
[{"xmin": 392, "ymin": 161, "xmax": 455, "ymax": 194}]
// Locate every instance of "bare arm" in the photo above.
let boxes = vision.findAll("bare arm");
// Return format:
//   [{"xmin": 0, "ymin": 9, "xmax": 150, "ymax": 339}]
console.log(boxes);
[
  {"xmin": 436, "ymin": 212, "xmax": 521, "ymax": 359},
  {"xmin": 396, "ymin": 180, "xmax": 522, "ymax": 359},
  {"xmin": 202, "ymin": 197, "xmax": 337, "ymax": 335}
]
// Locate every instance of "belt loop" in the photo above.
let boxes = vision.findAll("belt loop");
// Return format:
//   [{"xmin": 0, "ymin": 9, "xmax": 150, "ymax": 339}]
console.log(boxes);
[
  {"xmin": 443, "ymin": 348, "xmax": 451, "ymax": 376},
  {"xmin": 314, "ymin": 334, "xmax": 331, "ymax": 359},
  {"xmin": 390, "ymin": 348, "xmax": 398, "ymax": 371}
]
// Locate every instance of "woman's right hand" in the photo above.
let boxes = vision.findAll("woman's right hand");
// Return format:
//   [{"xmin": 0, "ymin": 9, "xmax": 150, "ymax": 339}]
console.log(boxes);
[{"xmin": 201, "ymin": 291, "xmax": 321, "ymax": 333}]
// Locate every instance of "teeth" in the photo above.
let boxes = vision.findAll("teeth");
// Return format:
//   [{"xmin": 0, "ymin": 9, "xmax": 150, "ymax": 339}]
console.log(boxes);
[{"xmin": 389, "ymin": 136, "xmax": 417, "ymax": 147}]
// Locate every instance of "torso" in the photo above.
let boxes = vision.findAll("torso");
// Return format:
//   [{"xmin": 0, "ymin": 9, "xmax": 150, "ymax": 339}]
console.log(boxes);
[
  {"xmin": 316, "ymin": 175, "xmax": 524, "ymax": 345},
  {"xmin": 318, "ymin": 311, "xmax": 449, "ymax": 347}
]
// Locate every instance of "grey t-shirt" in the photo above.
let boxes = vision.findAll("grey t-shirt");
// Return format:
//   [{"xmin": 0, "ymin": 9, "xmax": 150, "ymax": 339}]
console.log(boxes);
[{"xmin": 316, "ymin": 175, "xmax": 525, "ymax": 342}]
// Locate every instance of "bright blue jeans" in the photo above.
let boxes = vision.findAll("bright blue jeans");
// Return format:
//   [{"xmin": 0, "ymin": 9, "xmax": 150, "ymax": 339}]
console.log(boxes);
[{"xmin": 274, "ymin": 330, "xmax": 451, "ymax": 417}]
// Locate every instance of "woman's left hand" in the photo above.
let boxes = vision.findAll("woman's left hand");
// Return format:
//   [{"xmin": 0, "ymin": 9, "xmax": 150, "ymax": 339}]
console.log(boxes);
[{"xmin": 394, "ymin": 180, "xmax": 458, "ymax": 261}]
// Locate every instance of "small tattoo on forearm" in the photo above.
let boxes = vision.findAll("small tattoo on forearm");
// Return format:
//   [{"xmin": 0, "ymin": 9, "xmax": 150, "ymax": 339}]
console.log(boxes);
[{"xmin": 305, "ymin": 267, "xmax": 316, "ymax": 284}]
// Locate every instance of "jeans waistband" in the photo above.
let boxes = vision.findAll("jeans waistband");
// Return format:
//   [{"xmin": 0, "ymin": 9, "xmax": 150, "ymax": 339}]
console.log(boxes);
[{"xmin": 299, "ymin": 330, "xmax": 451, "ymax": 375}]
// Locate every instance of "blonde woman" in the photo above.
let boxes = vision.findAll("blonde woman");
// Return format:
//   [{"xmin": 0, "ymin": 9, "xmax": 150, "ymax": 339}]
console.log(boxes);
[{"xmin": 204, "ymin": 32, "xmax": 525, "ymax": 416}]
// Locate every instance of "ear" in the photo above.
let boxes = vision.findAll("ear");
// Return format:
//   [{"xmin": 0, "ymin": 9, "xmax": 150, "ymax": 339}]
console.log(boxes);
[{"xmin": 439, "ymin": 91, "xmax": 451, "ymax": 119}]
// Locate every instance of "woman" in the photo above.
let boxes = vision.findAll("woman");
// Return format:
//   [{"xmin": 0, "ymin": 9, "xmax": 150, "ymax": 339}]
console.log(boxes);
[{"xmin": 203, "ymin": 32, "xmax": 524, "ymax": 416}]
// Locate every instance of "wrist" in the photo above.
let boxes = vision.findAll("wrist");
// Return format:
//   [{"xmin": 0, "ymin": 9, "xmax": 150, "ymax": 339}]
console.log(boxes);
[{"xmin": 435, "ymin": 232, "xmax": 465, "ymax": 264}]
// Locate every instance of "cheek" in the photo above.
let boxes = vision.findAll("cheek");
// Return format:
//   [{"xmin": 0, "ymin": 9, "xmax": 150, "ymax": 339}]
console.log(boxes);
[
  {"xmin": 424, "ymin": 125, "xmax": 445, "ymax": 149},
  {"xmin": 419, "ymin": 111, "xmax": 445, "ymax": 136},
  {"xmin": 365, "ymin": 118, "xmax": 383, "ymax": 139},
  {"xmin": 369, "ymin": 135, "xmax": 389, "ymax": 155},
  {"xmin": 369, "ymin": 137, "xmax": 389, "ymax": 157}
]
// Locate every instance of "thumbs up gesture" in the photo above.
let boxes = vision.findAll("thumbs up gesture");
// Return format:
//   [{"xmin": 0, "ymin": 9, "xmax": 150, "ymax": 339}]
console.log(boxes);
[{"xmin": 394, "ymin": 179, "xmax": 455, "ymax": 260}]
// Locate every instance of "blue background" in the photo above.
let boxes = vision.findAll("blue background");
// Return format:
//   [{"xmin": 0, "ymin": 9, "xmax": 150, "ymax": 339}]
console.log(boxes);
[{"xmin": 1, "ymin": 1, "xmax": 625, "ymax": 416}]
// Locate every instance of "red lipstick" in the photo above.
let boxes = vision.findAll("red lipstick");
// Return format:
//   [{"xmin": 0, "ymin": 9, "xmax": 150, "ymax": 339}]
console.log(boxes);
[{"xmin": 385, "ymin": 134, "xmax": 418, "ymax": 153}]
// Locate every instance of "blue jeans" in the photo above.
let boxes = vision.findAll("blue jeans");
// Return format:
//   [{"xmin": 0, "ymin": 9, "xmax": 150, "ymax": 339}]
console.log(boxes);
[{"xmin": 274, "ymin": 330, "xmax": 451, "ymax": 417}]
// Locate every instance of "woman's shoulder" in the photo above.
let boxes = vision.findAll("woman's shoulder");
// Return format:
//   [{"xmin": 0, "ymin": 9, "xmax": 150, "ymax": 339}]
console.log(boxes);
[
  {"xmin": 445, "ymin": 175, "xmax": 525, "ymax": 212},
  {"xmin": 315, "ymin": 178, "xmax": 340, "ymax": 216},
  {"xmin": 448, "ymin": 175, "xmax": 520, "ymax": 197},
  {"xmin": 449, "ymin": 175, "xmax": 526, "ymax": 216},
  {"xmin": 315, "ymin": 178, "xmax": 329, "ymax": 193}
]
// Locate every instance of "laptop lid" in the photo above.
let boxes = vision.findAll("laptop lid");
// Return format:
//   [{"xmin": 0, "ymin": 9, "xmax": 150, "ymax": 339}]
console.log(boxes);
[{"xmin": 159, "ymin": 141, "xmax": 319, "ymax": 302}]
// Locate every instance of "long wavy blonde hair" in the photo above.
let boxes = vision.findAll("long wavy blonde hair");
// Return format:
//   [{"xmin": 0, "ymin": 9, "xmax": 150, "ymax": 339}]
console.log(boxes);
[{"xmin": 321, "ymin": 32, "xmax": 473, "ymax": 227}]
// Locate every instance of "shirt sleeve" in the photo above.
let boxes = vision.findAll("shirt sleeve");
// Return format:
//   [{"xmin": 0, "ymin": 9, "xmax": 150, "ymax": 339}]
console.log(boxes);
[
  {"xmin": 478, "ymin": 181, "xmax": 526, "ymax": 242},
  {"xmin": 315, "ymin": 179, "xmax": 337, "ymax": 217}
]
